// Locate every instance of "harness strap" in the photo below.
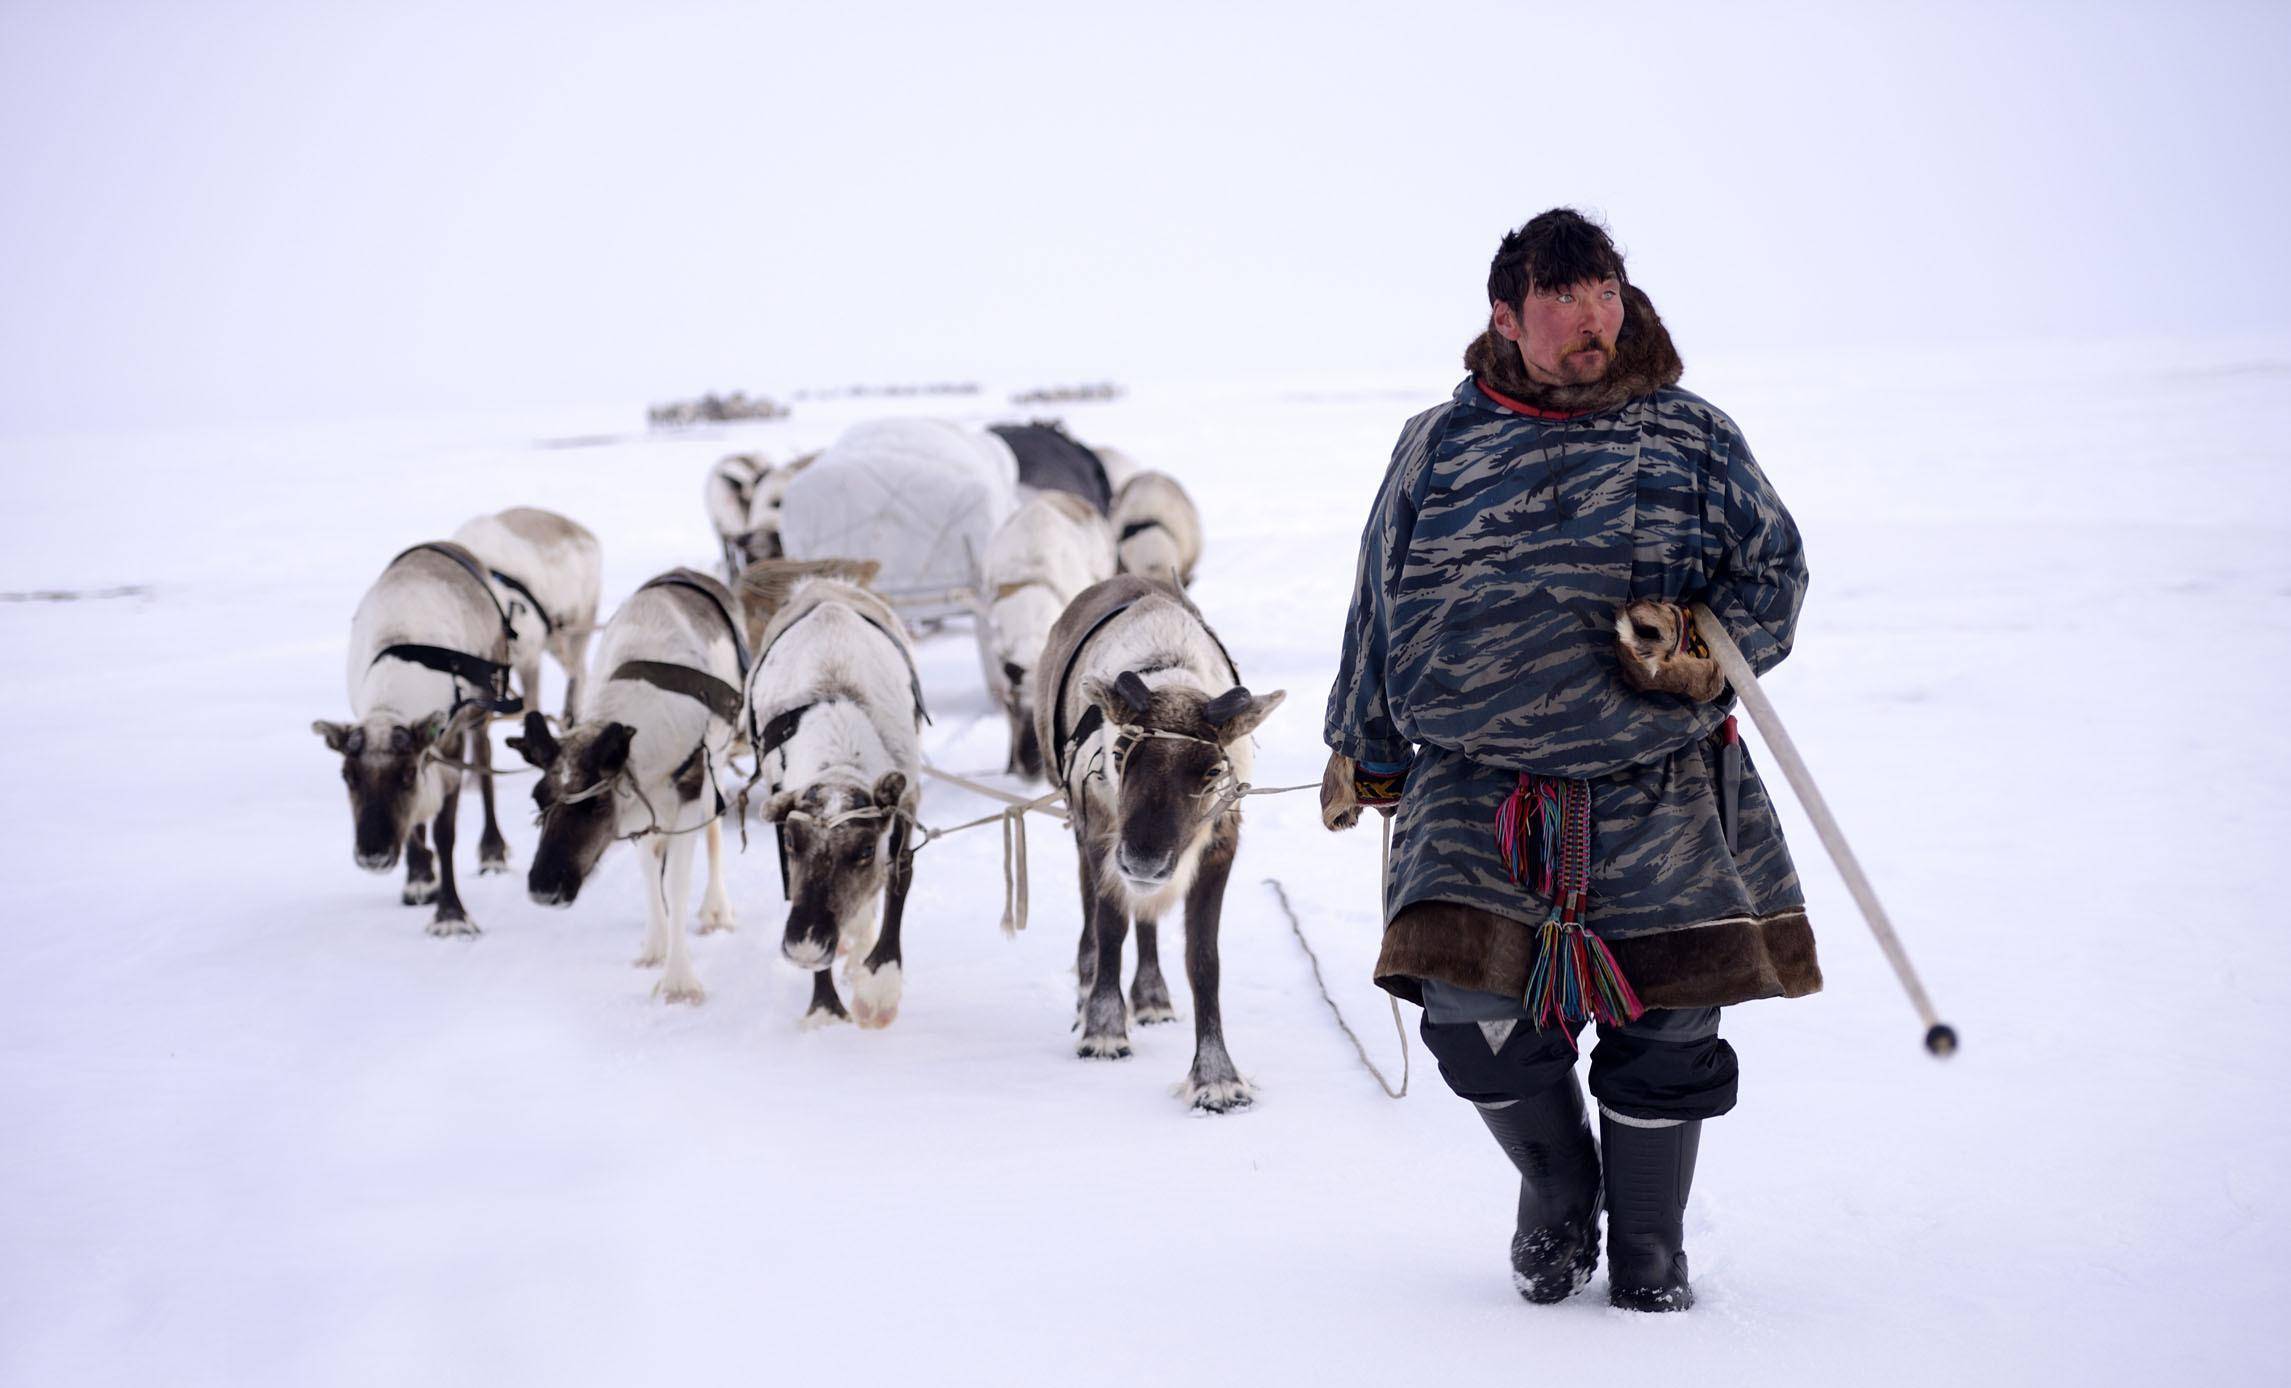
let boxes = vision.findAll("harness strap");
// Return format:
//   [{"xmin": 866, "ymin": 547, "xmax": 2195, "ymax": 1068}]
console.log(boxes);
[
  {"xmin": 370, "ymin": 643, "xmax": 522, "ymax": 714},
  {"xmin": 489, "ymin": 568, "xmax": 555, "ymax": 635},
  {"xmin": 609, "ymin": 659, "xmax": 744, "ymax": 724},
  {"xmin": 1048, "ymin": 592, "xmax": 1241, "ymax": 785},
  {"xmin": 393, "ymin": 542, "xmax": 516, "ymax": 653},
  {"xmin": 639, "ymin": 570, "xmax": 752, "ymax": 676},
  {"xmin": 749, "ymin": 600, "xmax": 931, "ymax": 739}
]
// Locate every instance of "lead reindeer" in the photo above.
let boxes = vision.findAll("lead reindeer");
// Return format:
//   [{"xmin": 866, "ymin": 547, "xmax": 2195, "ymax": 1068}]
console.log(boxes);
[
  {"xmin": 510, "ymin": 569, "xmax": 746, "ymax": 1003},
  {"xmin": 743, "ymin": 572, "xmax": 927, "ymax": 1029},
  {"xmin": 1036, "ymin": 575, "xmax": 1285, "ymax": 1112},
  {"xmin": 312, "ymin": 542, "xmax": 523, "ymax": 934}
]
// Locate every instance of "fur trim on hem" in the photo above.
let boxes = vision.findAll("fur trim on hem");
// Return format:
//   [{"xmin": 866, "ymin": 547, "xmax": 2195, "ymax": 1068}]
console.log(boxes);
[{"xmin": 1374, "ymin": 898, "xmax": 1821, "ymax": 1011}]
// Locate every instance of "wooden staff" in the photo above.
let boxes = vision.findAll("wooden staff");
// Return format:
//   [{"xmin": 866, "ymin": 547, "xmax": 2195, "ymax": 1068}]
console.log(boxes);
[{"xmin": 1689, "ymin": 603, "xmax": 1959, "ymax": 1058}]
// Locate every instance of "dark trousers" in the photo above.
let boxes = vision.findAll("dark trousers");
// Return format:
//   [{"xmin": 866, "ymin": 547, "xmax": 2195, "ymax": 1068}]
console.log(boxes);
[{"xmin": 1417, "ymin": 978, "xmax": 1739, "ymax": 1123}]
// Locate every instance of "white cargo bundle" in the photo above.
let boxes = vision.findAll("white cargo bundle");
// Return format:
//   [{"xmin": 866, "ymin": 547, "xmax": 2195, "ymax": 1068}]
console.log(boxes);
[{"xmin": 775, "ymin": 418, "xmax": 1020, "ymax": 619}]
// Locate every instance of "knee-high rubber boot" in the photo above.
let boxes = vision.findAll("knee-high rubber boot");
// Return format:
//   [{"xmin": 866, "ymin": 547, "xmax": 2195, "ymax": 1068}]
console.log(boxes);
[
  {"xmin": 1476, "ymin": 1077, "xmax": 1602, "ymax": 1303},
  {"xmin": 1600, "ymin": 1110, "xmax": 1701, "ymax": 1312}
]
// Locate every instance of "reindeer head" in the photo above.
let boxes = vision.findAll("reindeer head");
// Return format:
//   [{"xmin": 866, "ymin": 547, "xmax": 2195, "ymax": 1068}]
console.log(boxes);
[
  {"xmin": 312, "ymin": 709, "xmax": 471, "ymax": 870},
  {"xmin": 509, "ymin": 710, "xmax": 634, "ymax": 906},
  {"xmin": 758, "ymin": 771, "xmax": 908, "ymax": 970},
  {"xmin": 1080, "ymin": 671, "xmax": 1284, "ymax": 900}
]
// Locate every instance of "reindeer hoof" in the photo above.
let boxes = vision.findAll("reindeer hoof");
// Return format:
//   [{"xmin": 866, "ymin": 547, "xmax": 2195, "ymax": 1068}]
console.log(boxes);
[
  {"xmin": 850, "ymin": 961, "xmax": 902, "ymax": 1029},
  {"xmin": 696, "ymin": 903, "xmax": 737, "ymax": 935},
  {"xmin": 654, "ymin": 976, "xmax": 706, "ymax": 1005},
  {"xmin": 1182, "ymin": 1076, "xmax": 1256, "ymax": 1113},
  {"xmin": 799, "ymin": 1006, "xmax": 851, "ymax": 1031},
  {"xmin": 1077, "ymin": 1033, "xmax": 1133, "ymax": 1060},
  {"xmin": 1131, "ymin": 988, "xmax": 1178, "ymax": 1024},
  {"xmin": 402, "ymin": 879, "xmax": 438, "ymax": 906},
  {"xmin": 426, "ymin": 912, "xmax": 480, "ymax": 938},
  {"xmin": 633, "ymin": 946, "xmax": 665, "ymax": 968}
]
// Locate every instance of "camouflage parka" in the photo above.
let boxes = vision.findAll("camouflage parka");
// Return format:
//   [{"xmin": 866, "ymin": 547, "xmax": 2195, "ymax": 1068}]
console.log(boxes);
[{"xmin": 1326, "ymin": 297, "xmax": 1823, "ymax": 1011}]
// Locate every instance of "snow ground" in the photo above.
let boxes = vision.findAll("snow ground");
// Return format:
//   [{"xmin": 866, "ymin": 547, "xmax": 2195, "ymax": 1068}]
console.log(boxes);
[{"xmin": 3, "ymin": 338, "xmax": 2288, "ymax": 1385}]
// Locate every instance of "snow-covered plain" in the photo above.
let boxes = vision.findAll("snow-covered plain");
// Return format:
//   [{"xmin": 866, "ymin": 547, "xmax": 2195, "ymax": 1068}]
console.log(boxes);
[{"xmin": 3, "ymin": 339, "xmax": 2287, "ymax": 1385}]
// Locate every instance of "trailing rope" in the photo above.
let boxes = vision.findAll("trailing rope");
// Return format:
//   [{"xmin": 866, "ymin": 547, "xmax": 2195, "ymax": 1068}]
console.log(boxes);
[{"xmin": 1262, "ymin": 873, "xmax": 1409, "ymax": 1101}]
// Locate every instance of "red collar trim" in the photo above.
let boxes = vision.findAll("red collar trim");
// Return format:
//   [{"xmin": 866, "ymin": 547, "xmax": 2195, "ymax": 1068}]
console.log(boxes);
[{"xmin": 1473, "ymin": 378, "xmax": 1587, "ymax": 420}]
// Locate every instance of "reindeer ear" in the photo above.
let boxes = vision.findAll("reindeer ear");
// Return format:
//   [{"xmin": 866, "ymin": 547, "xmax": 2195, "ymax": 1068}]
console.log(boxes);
[
  {"xmin": 312, "ymin": 720, "xmax": 356, "ymax": 753},
  {"xmin": 506, "ymin": 710, "xmax": 559, "ymax": 768},
  {"xmin": 873, "ymin": 770, "xmax": 909, "ymax": 809},
  {"xmin": 1211, "ymin": 688, "xmax": 1286, "ymax": 742},
  {"xmin": 1201, "ymin": 688, "xmax": 1254, "ymax": 728},
  {"xmin": 593, "ymin": 723, "xmax": 634, "ymax": 775},
  {"xmin": 1113, "ymin": 671, "xmax": 1153, "ymax": 717},
  {"xmin": 760, "ymin": 790, "xmax": 797, "ymax": 823}
]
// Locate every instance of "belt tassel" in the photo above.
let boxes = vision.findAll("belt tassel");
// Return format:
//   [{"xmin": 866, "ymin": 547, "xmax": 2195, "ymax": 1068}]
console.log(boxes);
[{"xmin": 1495, "ymin": 773, "xmax": 1646, "ymax": 1042}]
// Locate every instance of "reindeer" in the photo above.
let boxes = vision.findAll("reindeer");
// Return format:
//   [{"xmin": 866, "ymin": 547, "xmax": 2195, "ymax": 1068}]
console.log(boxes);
[
  {"xmin": 509, "ymin": 569, "xmax": 746, "ymax": 1003},
  {"xmin": 1036, "ymin": 575, "xmax": 1285, "ymax": 1112},
  {"xmin": 708, "ymin": 452, "xmax": 821, "ymax": 581},
  {"xmin": 312, "ymin": 542, "xmax": 525, "ymax": 934},
  {"xmin": 437, "ymin": 508, "xmax": 601, "ymax": 873},
  {"xmin": 978, "ymin": 492, "xmax": 1115, "ymax": 779},
  {"xmin": 743, "ymin": 572, "xmax": 927, "ymax": 1029},
  {"xmin": 706, "ymin": 453, "xmax": 770, "ymax": 579},
  {"xmin": 1109, "ymin": 471, "xmax": 1203, "ymax": 590}
]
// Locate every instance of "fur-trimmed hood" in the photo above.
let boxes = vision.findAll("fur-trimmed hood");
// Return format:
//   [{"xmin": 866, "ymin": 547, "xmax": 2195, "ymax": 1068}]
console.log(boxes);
[{"xmin": 1463, "ymin": 282, "xmax": 1684, "ymax": 414}]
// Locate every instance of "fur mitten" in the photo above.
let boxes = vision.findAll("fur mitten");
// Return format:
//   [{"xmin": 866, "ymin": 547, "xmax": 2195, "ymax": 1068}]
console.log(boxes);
[
  {"xmin": 1321, "ymin": 751, "xmax": 1363, "ymax": 831},
  {"xmin": 1615, "ymin": 600, "xmax": 1726, "ymax": 702},
  {"xmin": 1321, "ymin": 751, "xmax": 1406, "ymax": 831}
]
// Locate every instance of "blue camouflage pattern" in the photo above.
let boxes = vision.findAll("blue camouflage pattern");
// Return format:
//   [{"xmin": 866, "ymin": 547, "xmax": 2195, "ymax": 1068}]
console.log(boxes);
[{"xmin": 1326, "ymin": 377, "xmax": 1810, "ymax": 939}]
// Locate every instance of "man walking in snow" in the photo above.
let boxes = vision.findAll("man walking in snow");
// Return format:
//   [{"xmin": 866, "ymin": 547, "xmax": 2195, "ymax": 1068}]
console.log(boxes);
[{"xmin": 1321, "ymin": 209, "xmax": 1821, "ymax": 1311}]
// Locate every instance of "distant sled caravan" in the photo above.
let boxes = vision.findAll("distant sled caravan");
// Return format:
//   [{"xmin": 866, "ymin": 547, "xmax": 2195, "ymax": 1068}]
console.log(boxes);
[
  {"xmin": 510, "ymin": 569, "xmax": 747, "ymax": 1004},
  {"xmin": 1109, "ymin": 471, "xmax": 1203, "ymax": 590},
  {"xmin": 775, "ymin": 418, "xmax": 1019, "ymax": 619},
  {"xmin": 1037, "ymin": 575, "xmax": 1286, "ymax": 1112},
  {"xmin": 744, "ymin": 578, "xmax": 928, "ymax": 1029},
  {"xmin": 978, "ymin": 492, "xmax": 1116, "ymax": 778},
  {"xmin": 312, "ymin": 541, "xmax": 529, "ymax": 934},
  {"xmin": 449, "ymin": 507, "xmax": 602, "ymax": 724}
]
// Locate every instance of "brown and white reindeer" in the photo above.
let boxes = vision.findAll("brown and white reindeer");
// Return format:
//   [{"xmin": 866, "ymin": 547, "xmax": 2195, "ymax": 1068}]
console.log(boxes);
[
  {"xmin": 978, "ymin": 492, "xmax": 1115, "ymax": 779},
  {"xmin": 312, "ymin": 541, "xmax": 526, "ymax": 934},
  {"xmin": 510, "ymin": 569, "xmax": 746, "ymax": 1003},
  {"xmin": 448, "ymin": 507, "xmax": 601, "ymax": 871},
  {"xmin": 1109, "ymin": 470, "xmax": 1203, "ymax": 590},
  {"xmin": 1036, "ymin": 575, "xmax": 1285, "ymax": 1112},
  {"xmin": 742, "ymin": 572, "xmax": 927, "ymax": 1029}
]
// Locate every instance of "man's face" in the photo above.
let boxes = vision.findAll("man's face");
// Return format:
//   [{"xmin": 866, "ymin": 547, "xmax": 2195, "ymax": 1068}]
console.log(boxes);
[{"xmin": 1491, "ymin": 276, "xmax": 1624, "ymax": 386}]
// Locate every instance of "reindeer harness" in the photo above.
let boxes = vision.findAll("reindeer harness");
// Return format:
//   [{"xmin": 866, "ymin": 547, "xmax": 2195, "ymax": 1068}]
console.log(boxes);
[{"xmin": 369, "ymin": 541, "xmax": 523, "ymax": 716}]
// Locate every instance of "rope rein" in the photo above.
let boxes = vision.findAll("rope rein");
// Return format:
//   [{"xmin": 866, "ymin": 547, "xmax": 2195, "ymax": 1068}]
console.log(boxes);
[{"xmin": 1262, "ymin": 874, "xmax": 1411, "ymax": 1101}]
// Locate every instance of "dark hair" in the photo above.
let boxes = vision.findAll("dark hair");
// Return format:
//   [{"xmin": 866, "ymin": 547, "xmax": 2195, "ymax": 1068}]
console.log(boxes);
[{"xmin": 1487, "ymin": 208, "xmax": 1626, "ymax": 308}]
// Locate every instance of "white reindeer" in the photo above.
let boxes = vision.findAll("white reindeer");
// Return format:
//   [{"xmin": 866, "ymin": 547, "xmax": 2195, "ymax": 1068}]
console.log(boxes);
[
  {"xmin": 510, "ymin": 569, "xmax": 746, "ymax": 1003},
  {"xmin": 977, "ymin": 492, "xmax": 1115, "ymax": 778},
  {"xmin": 745, "ymin": 576, "xmax": 926, "ymax": 1029},
  {"xmin": 706, "ymin": 453, "xmax": 770, "ymax": 579},
  {"xmin": 313, "ymin": 541, "xmax": 522, "ymax": 933},
  {"xmin": 1109, "ymin": 470, "xmax": 1203, "ymax": 590},
  {"xmin": 1037, "ymin": 575, "xmax": 1285, "ymax": 1112}
]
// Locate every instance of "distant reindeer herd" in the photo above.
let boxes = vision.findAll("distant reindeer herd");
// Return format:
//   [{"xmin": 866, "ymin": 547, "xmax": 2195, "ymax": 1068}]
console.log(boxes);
[{"xmin": 313, "ymin": 418, "xmax": 1266, "ymax": 1111}]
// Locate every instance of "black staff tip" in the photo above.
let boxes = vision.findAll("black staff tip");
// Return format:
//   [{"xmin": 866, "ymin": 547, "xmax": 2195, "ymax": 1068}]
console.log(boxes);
[{"xmin": 1924, "ymin": 1023, "xmax": 1959, "ymax": 1058}]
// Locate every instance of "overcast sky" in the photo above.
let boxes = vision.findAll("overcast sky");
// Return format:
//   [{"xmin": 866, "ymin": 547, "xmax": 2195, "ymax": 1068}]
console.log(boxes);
[{"xmin": 2, "ymin": 0, "xmax": 2285, "ymax": 432}]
